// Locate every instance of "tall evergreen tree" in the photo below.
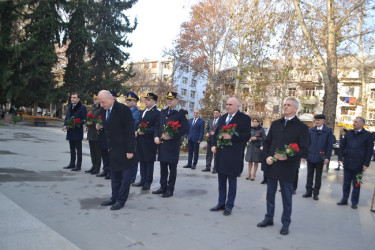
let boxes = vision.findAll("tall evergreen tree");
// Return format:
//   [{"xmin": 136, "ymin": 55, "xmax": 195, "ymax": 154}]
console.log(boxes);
[
  {"xmin": 87, "ymin": 0, "xmax": 137, "ymax": 95},
  {"xmin": 63, "ymin": 0, "xmax": 90, "ymax": 101},
  {"xmin": 15, "ymin": 0, "xmax": 64, "ymax": 114}
]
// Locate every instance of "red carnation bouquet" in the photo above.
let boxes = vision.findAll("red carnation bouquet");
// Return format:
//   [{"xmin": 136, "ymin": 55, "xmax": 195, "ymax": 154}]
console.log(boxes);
[
  {"xmin": 162, "ymin": 121, "xmax": 182, "ymax": 139},
  {"xmin": 95, "ymin": 115, "xmax": 103, "ymax": 135},
  {"xmin": 272, "ymin": 143, "xmax": 299, "ymax": 162},
  {"xmin": 138, "ymin": 122, "xmax": 148, "ymax": 133},
  {"xmin": 66, "ymin": 117, "xmax": 81, "ymax": 130},
  {"xmin": 355, "ymin": 172, "xmax": 363, "ymax": 188},
  {"xmin": 84, "ymin": 112, "xmax": 95, "ymax": 126},
  {"xmin": 320, "ymin": 151, "xmax": 325, "ymax": 161},
  {"xmin": 217, "ymin": 123, "xmax": 238, "ymax": 147}
]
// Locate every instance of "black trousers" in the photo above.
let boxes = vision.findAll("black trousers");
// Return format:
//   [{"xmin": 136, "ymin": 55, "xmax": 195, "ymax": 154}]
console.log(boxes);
[
  {"xmin": 159, "ymin": 162, "xmax": 177, "ymax": 192},
  {"xmin": 110, "ymin": 168, "xmax": 132, "ymax": 205},
  {"xmin": 101, "ymin": 148, "xmax": 110, "ymax": 173},
  {"xmin": 306, "ymin": 162, "xmax": 324, "ymax": 195},
  {"xmin": 89, "ymin": 140, "xmax": 101, "ymax": 172},
  {"xmin": 69, "ymin": 140, "xmax": 82, "ymax": 167},
  {"xmin": 206, "ymin": 141, "xmax": 217, "ymax": 170},
  {"xmin": 140, "ymin": 161, "xmax": 154, "ymax": 185},
  {"xmin": 187, "ymin": 140, "xmax": 200, "ymax": 166},
  {"xmin": 342, "ymin": 168, "xmax": 361, "ymax": 205}
]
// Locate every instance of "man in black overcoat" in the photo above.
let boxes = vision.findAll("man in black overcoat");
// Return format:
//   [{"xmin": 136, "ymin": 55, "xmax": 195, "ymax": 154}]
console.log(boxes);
[
  {"xmin": 337, "ymin": 117, "xmax": 373, "ymax": 209},
  {"xmin": 257, "ymin": 97, "xmax": 308, "ymax": 236},
  {"xmin": 97, "ymin": 90, "xmax": 137, "ymax": 210},
  {"xmin": 63, "ymin": 92, "xmax": 87, "ymax": 171},
  {"xmin": 132, "ymin": 93, "xmax": 160, "ymax": 190},
  {"xmin": 153, "ymin": 92, "xmax": 188, "ymax": 198},
  {"xmin": 203, "ymin": 109, "xmax": 221, "ymax": 173},
  {"xmin": 210, "ymin": 97, "xmax": 251, "ymax": 216}
]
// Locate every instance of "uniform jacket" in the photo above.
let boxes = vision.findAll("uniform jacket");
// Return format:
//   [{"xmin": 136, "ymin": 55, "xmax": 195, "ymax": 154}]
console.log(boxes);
[
  {"xmin": 263, "ymin": 116, "xmax": 309, "ymax": 182},
  {"xmin": 339, "ymin": 129, "xmax": 373, "ymax": 171},
  {"xmin": 154, "ymin": 107, "xmax": 188, "ymax": 164},
  {"xmin": 212, "ymin": 112, "xmax": 251, "ymax": 177},
  {"xmin": 64, "ymin": 101, "xmax": 87, "ymax": 141},
  {"xmin": 206, "ymin": 117, "xmax": 220, "ymax": 144},
  {"xmin": 137, "ymin": 105, "xmax": 160, "ymax": 162},
  {"xmin": 130, "ymin": 106, "xmax": 139, "ymax": 130},
  {"xmin": 186, "ymin": 117, "xmax": 205, "ymax": 142},
  {"xmin": 87, "ymin": 103, "xmax": 101, "ymax": 141},
  {"xmin": 307, "ymin": 125, "xmax": 334, "ymax": 163},
  {"xmin": 100, "ymin": 101, "xmax": 137, "ymax": 171}
]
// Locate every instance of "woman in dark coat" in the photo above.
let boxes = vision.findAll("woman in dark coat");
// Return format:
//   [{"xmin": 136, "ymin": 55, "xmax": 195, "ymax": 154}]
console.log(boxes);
[{"xmin": 245, "ymin": 118, "xmax": 266, "ymax": 180}]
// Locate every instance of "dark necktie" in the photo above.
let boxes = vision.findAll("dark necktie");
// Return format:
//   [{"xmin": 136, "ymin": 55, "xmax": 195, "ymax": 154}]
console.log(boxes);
[
  {"xmin": 213, "ymin": 119, "xmax": 217, "ymax": 127},
  {"xmin": 192, "ymin": 118, "xmax": 197, "ymax": 126},
  {"xmin": 284, "ymin": 119, "xmax": 289, "ymax": 127},
  {"xmin": 167, "ymin": 108, "xmax": 171, "ymax": 115},
  {"xmin": 226, "ymin": 115, "xmax": 232, "ymax": 125},
  {"xmin": 106, "ymin": 109, "xmax": 111, "ymax": 122}
]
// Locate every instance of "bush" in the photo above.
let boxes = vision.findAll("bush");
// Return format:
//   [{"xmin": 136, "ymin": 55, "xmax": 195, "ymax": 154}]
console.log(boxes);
[{"xmin": 11, "ymin": 115, "xmax": 21, "ymax": 124}]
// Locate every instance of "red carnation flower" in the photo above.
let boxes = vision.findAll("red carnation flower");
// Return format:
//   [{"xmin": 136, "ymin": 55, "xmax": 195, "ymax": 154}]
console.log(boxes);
[
  {"xmin": 228, "ymin": 124, "xmax": 233, "ymax": 129},
  {"xmin": 233, "ymin": 124, "xmax": 237, "ymax": 128},
  {"xmin": 355, "ymin": 182, "xmax": 360, "ymax": 188},
  {"xmin": 98, "ymin": 115, "xmax": 102, "ymax": 120},
  {"xmin": 74, "ymin": 118, "xmax": 81, "ymax": 124}
]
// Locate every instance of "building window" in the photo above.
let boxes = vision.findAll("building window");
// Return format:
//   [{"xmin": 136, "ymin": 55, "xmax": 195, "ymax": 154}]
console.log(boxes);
[
  {"xmin": 371, "ymin": 89, "xmax": 375, "ymax": 99},
  {"xmin": 163, "ymin": 63, "xmax": 170, "ymax": 69},
  {"xmin": 144, "ymin": 63, "xmax": 149, "ymax": 69},
  {"xmin": 163, "ymin": 74, "xmax": 169, "ymax": 82},
  {"xmin": 190, "ymin": 90, "xmax": 196, "ymax": 98},
  {"xmin": 191, "ymin": 80, "xmax": 197, "ymax": 87},
  {"xmin": 301, "ymin": 105, "xmax": 313, "ymax": 114},
  {"xmin": 181, "ymin": 88, "xmax": 187, "ymax": 96},
  {"xmin": 179, "ymin": 100, "xmax": 186, "ymax": 107},
  {"xmin": 288, "ymin": 88, "xmax": 296, "ymax": 97},
  {"xmin": 152, "ymin": 62, "xmax": 157, "ymax": 68},
  {"xmin": 368, "ymin": 110, "xmax": 375, "ymax": 120},
  {"xmin": 305, "ymin": 87, "xmax": 315, "ymax": 97},
  {"xmin": 189, "ymin": 102, "xmax": 194, "ymax": 109},
  {"xmin": 345, "ymin": 87, "xmax": 355, "ymax": 96},
  {"xmin": 273, "ymin": 105, "xmax": 279, "ymax": 113},
  {"xmin": 341, "ymin": 107, "xmax": 356, "ymax": 115},
  {"xmin": 182, "ymin": 77, "xmax": 188, "ymax": 85}
]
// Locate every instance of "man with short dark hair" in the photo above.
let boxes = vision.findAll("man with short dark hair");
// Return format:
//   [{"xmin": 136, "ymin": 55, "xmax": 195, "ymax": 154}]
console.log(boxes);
[
  {"xmin": 63, "ymin": 92, "xmax": 87, "ymax": 171},
  {"xmin": 337, "ymin": 117, "xmax": 373, "ymax": 209},
  {"xmin": 302, "ymin": 114, "xmax": 333, "ymax": 201},
  {"xmin": 203, "ymin": 109, "xmax": 221, "ymax": 173}
]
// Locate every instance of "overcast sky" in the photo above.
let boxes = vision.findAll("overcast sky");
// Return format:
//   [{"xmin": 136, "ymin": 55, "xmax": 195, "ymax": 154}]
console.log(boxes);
[{"xmin": 126, "ymin": 0, "xmax": 198, "ymax": 62}]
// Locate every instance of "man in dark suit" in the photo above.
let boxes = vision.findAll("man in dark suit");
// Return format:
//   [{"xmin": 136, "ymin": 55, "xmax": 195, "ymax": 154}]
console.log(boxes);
[
  {"xmin": 85, "ymin": 94, "xmax": 102, "ymax": 175},
  {"xmin": 302, "ymin": 114, "xmax": 333, "ymax": 200},
  {"xmin": 153, "ymin": 91, "xmax": 188, "ymax": 198},
  {"xmin": 97, "ymin": 90, "xmax": 137, "ymax": 210},
  {"xmin": 183, "ymin": 109, "xmax": 205, "ymax": 169},
  {"xmin": 63, "ymin": 92, "xmax": 87, "ymax": 171},
  {"xmin": 132, "ymin": 93, "xmax": 160, "ymax": 190},
  {"xmin": 257, "ymin": 97, "xmax": 308, "ymax": 236},
  {"xmin": 203, "ymin": 109, "xmax": 221, "ymax": 173},
  {"xmin": 337, "ymin": 117, "xmax": 373, "ymax": 209},
  {"xmin": 210, "ymin": 97, "xmax": 251, "ymax": 216}
]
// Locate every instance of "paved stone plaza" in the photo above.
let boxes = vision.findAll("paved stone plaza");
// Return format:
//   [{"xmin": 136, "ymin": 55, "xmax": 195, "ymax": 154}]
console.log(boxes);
[{"xmin": 1, "ymin": 122, "xmax": 375, "ymax": 250}]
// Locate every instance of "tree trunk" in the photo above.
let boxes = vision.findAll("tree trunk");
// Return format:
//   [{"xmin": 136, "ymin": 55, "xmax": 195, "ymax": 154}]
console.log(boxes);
[{"xmin": 33, "ymin": 101, "xmax": 38, "ymax": 116}]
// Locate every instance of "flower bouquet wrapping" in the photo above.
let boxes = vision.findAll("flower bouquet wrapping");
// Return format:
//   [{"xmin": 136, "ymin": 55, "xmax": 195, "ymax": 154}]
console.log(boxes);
[
  {"xmin": 162, "ymin": 121, "xmax": 182, "ymax": 139},
  {"xmin": 84, "ymin": 112, "xmax": 95, "ymax": 126},
  {"xmin": 355, "ymin": 172, "xmax": 363, "ymax": 188},
  {"xmin": 272, "ymin": 143, "xmax": 299, "ymax": 162},
  {"xmin": 138, "ymin": 122, "xmax": 148, "ymax": 133},
  {"xmin": 65, "ymin": 117, "xmax": 81, "ymax": 130},
  {"xmin": 217, "ymin": 123, "xmax": 238, "ymax": 147}
]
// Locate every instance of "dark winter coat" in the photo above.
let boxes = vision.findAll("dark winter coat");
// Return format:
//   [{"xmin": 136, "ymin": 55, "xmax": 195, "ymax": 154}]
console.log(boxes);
[
  {"xmin": 306, "ymin": 125, "xmax": 334, "ymax": 163},
  {"xmin": 64, "ymin": 102, "xmax": 87, "ymax": 141}
]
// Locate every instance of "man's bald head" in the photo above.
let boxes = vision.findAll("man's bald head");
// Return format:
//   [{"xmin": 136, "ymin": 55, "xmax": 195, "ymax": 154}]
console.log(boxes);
[{"xmin": 98, "ymin": 90, "xmax": 114, "ymax": 110}]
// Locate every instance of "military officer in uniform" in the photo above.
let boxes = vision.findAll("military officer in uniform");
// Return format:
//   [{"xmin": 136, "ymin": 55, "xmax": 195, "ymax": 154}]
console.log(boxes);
[
  {"xmin": 132, "ymin": 93, "xmax": 160, "ymax": 190},
  {"xmin": 153, "ymin": 92, "xmax": 188, "ymax": 198}
]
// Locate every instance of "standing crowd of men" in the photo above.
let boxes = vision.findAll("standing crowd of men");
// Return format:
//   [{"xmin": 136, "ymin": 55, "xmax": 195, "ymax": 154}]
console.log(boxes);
[{"xmin": 62, "ymin": 91, "xmax": 373, "ymax": 236}]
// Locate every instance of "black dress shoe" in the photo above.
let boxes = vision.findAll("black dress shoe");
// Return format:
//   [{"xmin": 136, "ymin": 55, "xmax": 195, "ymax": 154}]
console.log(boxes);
[
  {"xmin": 96, "ymin": 171, "xmax": 107, "ymax": 177},
  {"xmin": 261, "ymin": 180, "xmax": 266, "ymax": 184},
  {"xmin": 257, "ymin": 220, "xmax": 274, "ymax": 227},
  {"xmin": 132, "ymin": 182, "xmax": 144, "ymax": 187},
  {"xmin": 110, "ymin": 202, "xmax": 124, "ymax": 210},
  {"xmin": 162, "ymin": 190, "xmax": 173, "ymax": 198},
  {"xmin": 183, "ymin": 165, "xmax": 192, "ymax": 168},
  {"xmin": 63, "ymin": 165, "xmax": 74, "ymax": 169},
  {"xmin": 209, "ymin": 204, "xmax": 225, "ymax": 211},
  {"xmin": 334, "ymin": 168, "xmax": 340, "ymax": 170},
  {"xmin": 212, "ymin": 169, "xmax": 217, "ymax": 174},
  {"xmin": 152, "ymin": 188, "xmax": 165, "ymax": 194},
  {"xmin": 91, "ymin": 170, "xmax": 99, "ymax": 175},
  {"xmin": 337, "ymin": 200, "xmax": 348, "ymax": 205},
  {"xmin": 105, "ymin": 174, "xmax": 111, "ymax": 180},
  {"xmin": 351, "ymin": 204, "xmax": 358, "ymax": 209},
  {"xmin": 223, "ymin": 208, "xmax": 232, "ymax": 216},
  {"xmin": 202, "ymin": 168, "xmax": 211, "ymax": 172},
  {"xmin": 71, "ymin": 167, "xmax": 81, "ymax": 171},
  {"xmin": 313, "ymin": 195, "xmax": 319, "ymax": 200},
  {"xmin": 142, "ymin": 185, "xmax": 150, "ymax": 191},
  {"xmin": 302, "ymin": 193, "xmax": 312, "ymax": 198},
  {"xmin": 101, "ymin": 199, "xmax": 115, "ymax": 206},
  {"xmin": 85, "ymin": 167, "xmax": 94, "ymax": 173},
  {"xmin": 280, "ymin": 226, "xmax": 289, "ymax": 235}
]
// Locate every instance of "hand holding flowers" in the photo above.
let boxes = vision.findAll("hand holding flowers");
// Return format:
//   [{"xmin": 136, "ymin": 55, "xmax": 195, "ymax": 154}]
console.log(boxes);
[
  {"xmin": 272, "ymin": 143, "xmax": 300, "ymax": 162},
  {"xmin": 217, "ymin": 124, "xmax": 238, "ymax": 147}
]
